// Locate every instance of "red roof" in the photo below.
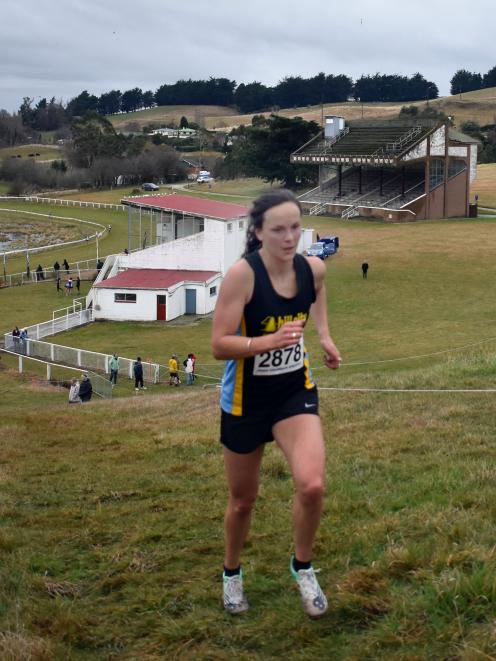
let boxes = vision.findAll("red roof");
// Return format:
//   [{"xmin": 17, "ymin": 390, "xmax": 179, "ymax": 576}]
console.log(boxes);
[
  {"xmin": 94, "ymin": 268, "xmax": 219, "ymax": 289},
  {"xmin": 121, "ymin": 193, "xmax": 248, "ymax": 221}
]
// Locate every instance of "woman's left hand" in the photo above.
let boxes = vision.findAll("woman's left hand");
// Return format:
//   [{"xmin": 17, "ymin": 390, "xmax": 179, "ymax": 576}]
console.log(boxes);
[{"xmin": 321, "ymin": 337, "xmax": 341, "ymax": 369}]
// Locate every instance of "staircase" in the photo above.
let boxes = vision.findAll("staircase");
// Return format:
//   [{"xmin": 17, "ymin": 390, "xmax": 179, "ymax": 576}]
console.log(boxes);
[
  {"xmin": 308, "ymin": 202, "xmax": 327, "ymax": 216},
  {"xmin": 342, "ymin": 205, "xmax": 360, "ymax": 219}
]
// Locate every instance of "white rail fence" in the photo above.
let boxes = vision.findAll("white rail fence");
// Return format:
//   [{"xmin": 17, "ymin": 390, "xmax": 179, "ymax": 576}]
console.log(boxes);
[
  {"xmin": 4, "ymin": 307, "xmax": 161, "ymax": 385},
  {"xmin": 0, "ymin": 195, "xmax": 126, "ymax": 211},
  {"xmin": 0, "ymin": 348, "xmax": 112, "ymax": 399}
]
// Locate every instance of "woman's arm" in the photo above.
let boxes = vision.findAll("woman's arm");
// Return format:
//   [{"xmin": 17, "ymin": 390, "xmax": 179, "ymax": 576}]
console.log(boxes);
[
  {"xmin": 307, "ymin": 257, "xmax": 341, "ymax": 369},
  {"xmin": 211, "ymin": 260, "xmax": 306, "ymax": 360}
]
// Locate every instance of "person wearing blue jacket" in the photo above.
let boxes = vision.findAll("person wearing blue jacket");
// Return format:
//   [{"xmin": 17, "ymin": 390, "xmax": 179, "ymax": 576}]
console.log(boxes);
[{"xmin": 133, "ymin": 357, "xmax": 146, "ymax": 392}]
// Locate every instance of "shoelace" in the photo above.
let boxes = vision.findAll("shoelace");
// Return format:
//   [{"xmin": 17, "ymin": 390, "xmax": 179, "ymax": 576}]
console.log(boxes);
[
  {"xmin": 225, "ymin": 576, "xmax": 244, "ymax": 603},
  {"xmin": 298, "ymin": 568, "xmax": 322, "ymax": 598}
]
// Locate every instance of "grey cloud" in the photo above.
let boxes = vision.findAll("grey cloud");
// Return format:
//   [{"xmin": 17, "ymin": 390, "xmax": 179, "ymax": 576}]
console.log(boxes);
[{"xmin": 0, "ymin": 0, "xmax": 494, "ymax": 111}]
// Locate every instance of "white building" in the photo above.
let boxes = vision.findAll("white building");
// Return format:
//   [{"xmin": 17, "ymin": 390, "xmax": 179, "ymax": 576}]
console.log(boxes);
[{"xmin": 88, "ymin": 194, "xmax": 314, "ymax": 322}]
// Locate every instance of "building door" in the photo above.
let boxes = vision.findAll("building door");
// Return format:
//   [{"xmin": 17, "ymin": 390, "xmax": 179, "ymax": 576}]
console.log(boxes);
[
  {"xmin": 185, "ymin": 289, "xmax": 196, "ymax": 314},
  {"xmin": 156, "ymin": 295, "xmax": 166, "ymax": 320}
]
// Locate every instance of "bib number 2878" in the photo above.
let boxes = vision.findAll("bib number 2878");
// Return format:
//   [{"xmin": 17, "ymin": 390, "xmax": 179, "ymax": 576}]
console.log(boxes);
[{"xmin": 253, "ymin": 339, "xmax": 304, "ymax": 376}]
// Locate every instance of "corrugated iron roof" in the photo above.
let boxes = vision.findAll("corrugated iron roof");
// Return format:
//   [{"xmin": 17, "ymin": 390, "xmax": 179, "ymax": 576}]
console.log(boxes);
[
  {"xmin": 121, "ymin": 193, "xmax": 248, "ymax": 221},
  {"xmin": 94, "ymin": 268, "xmax": 220, "ymax": 290}
]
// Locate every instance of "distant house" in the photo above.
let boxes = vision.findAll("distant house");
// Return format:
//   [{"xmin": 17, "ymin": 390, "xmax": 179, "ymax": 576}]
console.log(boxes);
[{"xmin": 150, "ymin": 127, "xmax": 198, "ymax": 139}]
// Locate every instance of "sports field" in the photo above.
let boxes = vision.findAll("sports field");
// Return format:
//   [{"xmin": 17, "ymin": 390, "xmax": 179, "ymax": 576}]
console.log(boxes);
[{"xmin": 1, "ymin": 183, "xmax": 496, "ymax": 658}]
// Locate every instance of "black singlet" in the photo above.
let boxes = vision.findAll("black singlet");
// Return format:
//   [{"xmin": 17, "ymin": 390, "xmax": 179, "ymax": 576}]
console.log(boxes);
[{"xmin": 220, "ymin": 251, "xmax": 316, "ymax": 417}]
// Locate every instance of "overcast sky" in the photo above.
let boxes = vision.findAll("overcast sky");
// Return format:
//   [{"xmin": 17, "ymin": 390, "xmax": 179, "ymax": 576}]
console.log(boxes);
[{"xmin": 1, "ymin": 0, "xmax": 493, "ymax": 113}]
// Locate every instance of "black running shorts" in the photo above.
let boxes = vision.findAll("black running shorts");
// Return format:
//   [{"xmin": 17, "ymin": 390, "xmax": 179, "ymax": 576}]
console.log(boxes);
[{"xmin": 220, "ymin": 387, "xmax": 319, "ymax": 454}]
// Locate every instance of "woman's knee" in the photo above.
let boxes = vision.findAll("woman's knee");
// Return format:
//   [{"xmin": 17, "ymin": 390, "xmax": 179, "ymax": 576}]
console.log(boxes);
[
  {"xmin": 229, "ymin": 492, "xmax": 258, "ymax": 516},
  {"xmin": 297, "ymin": 478, "xmax": 325, "ymax": 506}
]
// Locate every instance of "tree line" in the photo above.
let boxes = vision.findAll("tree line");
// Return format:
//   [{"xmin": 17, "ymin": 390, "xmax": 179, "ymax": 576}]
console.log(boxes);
[
  {"xmin": 9, "ymin": 71, "xmax": 443, "ymax": 136},
  {"xmin": 450, "ymin": 66, "xmax": 496, "ymax": 94}
]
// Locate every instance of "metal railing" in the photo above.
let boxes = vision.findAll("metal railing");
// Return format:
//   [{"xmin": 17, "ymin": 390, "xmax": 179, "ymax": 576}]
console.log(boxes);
[{"xmin": 0, "ymin": 348, "xmax": 112, "ymax": 399}]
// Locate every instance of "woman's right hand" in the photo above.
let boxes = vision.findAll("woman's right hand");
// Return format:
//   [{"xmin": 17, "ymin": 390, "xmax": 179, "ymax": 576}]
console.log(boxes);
[{"xmin": 269, "ymin": 320, "xmax": 305, "ymax": 349}]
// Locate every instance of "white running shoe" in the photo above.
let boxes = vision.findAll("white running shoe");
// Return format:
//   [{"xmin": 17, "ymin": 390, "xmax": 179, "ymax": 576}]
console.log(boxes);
[
  {"xmin": 223, "ymin": 570, "xmax": 249, "ymax": 615},
  {"xmin": 290, "ymin": 557, "xmax": 328, "ymax": 618}
]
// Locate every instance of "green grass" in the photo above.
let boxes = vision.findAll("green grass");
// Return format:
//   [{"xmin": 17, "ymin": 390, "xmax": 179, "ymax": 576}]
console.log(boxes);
[
  {"xmin": 2, "ymin": 182, "xmax": 496, "ymax": 658},
  {"xmin": 0, "ymin": 144, "xmax": 62, "ymax": 161}
]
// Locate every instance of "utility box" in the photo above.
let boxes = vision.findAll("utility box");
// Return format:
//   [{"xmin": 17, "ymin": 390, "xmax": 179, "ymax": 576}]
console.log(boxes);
[
  {"xmin": 324, "ymin": 116, "xmax": 345, "ymax": 139},
  {"xmin": 468, "ymin": 203, "xmax": 478, "ymax": 218}
]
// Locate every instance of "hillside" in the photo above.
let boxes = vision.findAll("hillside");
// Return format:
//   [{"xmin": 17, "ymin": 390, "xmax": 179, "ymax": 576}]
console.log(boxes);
[{"xmin": 107, "ymin": 87, "xmax": 496, "ymax": 133}]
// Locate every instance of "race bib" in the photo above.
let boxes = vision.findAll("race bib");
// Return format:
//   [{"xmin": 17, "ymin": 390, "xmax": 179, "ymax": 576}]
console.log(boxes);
[{"xmin": 253, "ymin": 338, "xmax": 304, "ymax": 376}]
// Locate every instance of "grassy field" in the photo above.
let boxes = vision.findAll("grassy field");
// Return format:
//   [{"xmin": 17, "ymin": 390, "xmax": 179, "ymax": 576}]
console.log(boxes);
[
  {"xmin": 472, "ymin": 163, "xmax": 496, "ymax": 207},
  {"xmin": 110, "ymin": 87, "xmax": 494, "ymax": 132},
  {"xmin": 0, "ymin": 144, "xmax": 62, "ymax": 161},
  {"xmin": 2, "ymin": 185, "xmax": 496, "ymax": 657},
  {"xmin": 109, "ymin": 106, "xmax": 239, "ymax": 132}
]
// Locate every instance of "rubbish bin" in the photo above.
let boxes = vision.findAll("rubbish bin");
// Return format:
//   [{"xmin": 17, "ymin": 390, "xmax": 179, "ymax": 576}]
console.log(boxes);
[{"xmin": 468, "ymin": 203, "xmax": 478, "ymax": 218}]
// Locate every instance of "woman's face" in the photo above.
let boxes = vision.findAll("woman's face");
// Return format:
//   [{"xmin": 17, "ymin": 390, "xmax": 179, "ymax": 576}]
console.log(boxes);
[{"xmin": 255, "ymin": 201, "xmax": 302, "ymax": 261}]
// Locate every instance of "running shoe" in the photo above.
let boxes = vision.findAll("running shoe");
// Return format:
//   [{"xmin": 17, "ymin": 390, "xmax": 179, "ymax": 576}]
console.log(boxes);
[
  {"xmin": 290, "ymin": 556, "xmax": 328, "ymax": 617},
  {"xmin": 223, "ymin": 569, "xmax": 249, "ymax": 614}
]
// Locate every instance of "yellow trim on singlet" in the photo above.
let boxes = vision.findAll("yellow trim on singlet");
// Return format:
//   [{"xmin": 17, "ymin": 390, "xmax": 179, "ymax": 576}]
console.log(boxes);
[
  {"xmin": 303, "ymin": 345, "xmax": 314, "ymax": 390},
  {"xmin": 231, "ymin": 317, "xmax": 247, "ymax": 415}
]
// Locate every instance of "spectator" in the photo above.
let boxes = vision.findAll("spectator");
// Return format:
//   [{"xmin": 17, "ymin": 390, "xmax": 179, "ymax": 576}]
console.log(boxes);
[
  {"xmin": 56, "ymin": 276, "xmax": 61, "ymax": 293},
  {"xmin": 36, "ymin": 264, "xmax": 44, "ymax": 281},
  {"xmin": 96, "ymin": 259, "xmax": 104, "ymax": 271},
  {"xmin": 109, "ymin": 353, "xmax": 120, "ymax": 386},
  {"xmin": 78, "ymin": 373, "xmax": 93, "ymax": 402},
  {"xmin": 12, "ymin": 326, "xmax": 20, "ymax": 350},
  {"xmin": 65, "ymin": 277, "xmax": 73, "ymax": 296},
  {"xmin": 361, "ymin": 262, "xmax": 369, "ymax": 279},
  {"xmin": 76, "ymin": 276, "xmax": 81, "ymax": 293},
  {"xmin": 168, "ymin": 354, "xmax": 180, "ymax": 386},
  {"xmin": 123, "ymin": 248, "xmax": 129, "ymax": 255},
  {"xmin": 190, "ymin": 352, "xmax": 197, "ymax": 380},
  {"xmin": 185, "ymin": 355, "xmax": 194, "ymax": 385},
  {"xmin": 19, "ymin": 327, "xmax": 28, "ymax": 353},
  {"xmin": 63, "ymin": 258, "xmax": 70, "ymax": 274},
  {"xmin": 68, "ymin": 377, "xmax": 81, "ymax": 404},
  {"xmin": 133, "ymin": 356, "xmax": 146, "ymax": 391},
  {"xmin": 53, "ymin": 261, "xmax": 60, "ymax": 279}
]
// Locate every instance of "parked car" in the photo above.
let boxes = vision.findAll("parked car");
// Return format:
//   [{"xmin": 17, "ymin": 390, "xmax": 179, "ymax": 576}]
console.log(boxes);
[
  {"xmin": 142, "ymin": 182, "xmax": 160, "ymax": 191},
  {"xmin": 319, "ymin": 236, "xmax": 339, "ymax": 256},
  {"xmin": 305, "ymin": 242, "xmax": 327, "ymax": 260}
]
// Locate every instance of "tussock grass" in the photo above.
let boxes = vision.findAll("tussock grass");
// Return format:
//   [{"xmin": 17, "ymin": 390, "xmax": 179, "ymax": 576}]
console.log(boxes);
[{"xmin": 1, "ymin": 362, "xmax": 496, "ymax": 658}]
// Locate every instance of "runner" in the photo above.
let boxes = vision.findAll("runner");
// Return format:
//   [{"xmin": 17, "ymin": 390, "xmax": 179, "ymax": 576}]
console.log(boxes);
[{"xmin": 211, "ymin": 189, "xmax": 341, "ymax": 617}]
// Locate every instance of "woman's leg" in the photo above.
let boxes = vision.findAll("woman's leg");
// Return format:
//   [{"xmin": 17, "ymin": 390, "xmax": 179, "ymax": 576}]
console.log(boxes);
[
  {"xmin": 223, "ymin": 444, "xmax": 264, "ymax": 569},
  {"xmin": 272, "ymin": 415, "xmax": 325, "ymax": 562}
]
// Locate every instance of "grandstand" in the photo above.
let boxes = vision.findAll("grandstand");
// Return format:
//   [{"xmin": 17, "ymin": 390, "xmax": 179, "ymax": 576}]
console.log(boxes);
[{"xmin": 291, "ymin": 117, "xmax": 478, "ymax": 221}]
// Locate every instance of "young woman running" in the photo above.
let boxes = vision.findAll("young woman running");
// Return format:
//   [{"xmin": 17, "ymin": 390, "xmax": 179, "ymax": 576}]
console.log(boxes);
[{"xmin": 211, "ymin": 189, "xmax": 341, "ymax": 617}]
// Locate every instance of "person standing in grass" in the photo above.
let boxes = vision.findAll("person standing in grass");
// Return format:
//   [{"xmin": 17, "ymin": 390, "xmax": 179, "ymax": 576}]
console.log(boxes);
[
  {"xmin": 133, "ymin": 357, "xmax": 146, "ymax": 392},
  {"xmin": 68, "ymin": 377, "xmax": 81, "ymax": 404},
  {"xmin": 109, "ymin": 354, "xmax": 120, "ymax": 386},
  {"xmin": 168, "ymin": 354, "xmax": 180, "ymax": 386},
  {"xmin": 212, "ymin": 189, "xmax": 341, "ymax": 618}
]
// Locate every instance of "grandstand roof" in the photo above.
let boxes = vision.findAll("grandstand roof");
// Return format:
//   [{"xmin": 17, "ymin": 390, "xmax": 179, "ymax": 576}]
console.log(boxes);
[
  {"xmin": 121, "ymin": 193, "xmax": 248, "ymax": 221},
  {"xmin": 94, "ymin": 268, "xmax": 219, "ymax": 290},
  {"xmin": 291, "ymin": 120, "xmax": 437, "ymax": 165}
]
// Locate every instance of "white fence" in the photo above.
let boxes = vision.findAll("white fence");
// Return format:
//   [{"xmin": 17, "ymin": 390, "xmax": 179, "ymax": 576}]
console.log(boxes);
[
  {"xmin": 0, "ymin": 195, "xmax": 126, "ymax": 211},
  {"xmin": 0, "ymin": 348, "xmax": 112, "ymax": 399},
  {"xmin": 4, "ymin": 309, "xmax": 161, "ymax": 385}
]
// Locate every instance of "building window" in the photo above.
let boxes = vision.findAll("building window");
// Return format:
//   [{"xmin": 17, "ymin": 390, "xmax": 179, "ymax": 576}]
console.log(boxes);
[
  {"xmin": 227, "ymin": 223, "xmax": 233, "ymax": 232},
  {"xmin": 209, "ymin": 286, "xmax": 217, "ymax": 297},
  {"xmin": 238, "ymin": 220, "xmax": 244, "ymax": 229},
  {"xmin": 115, "ymin": 293, "xmax": 137, "ymax": 303}
]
